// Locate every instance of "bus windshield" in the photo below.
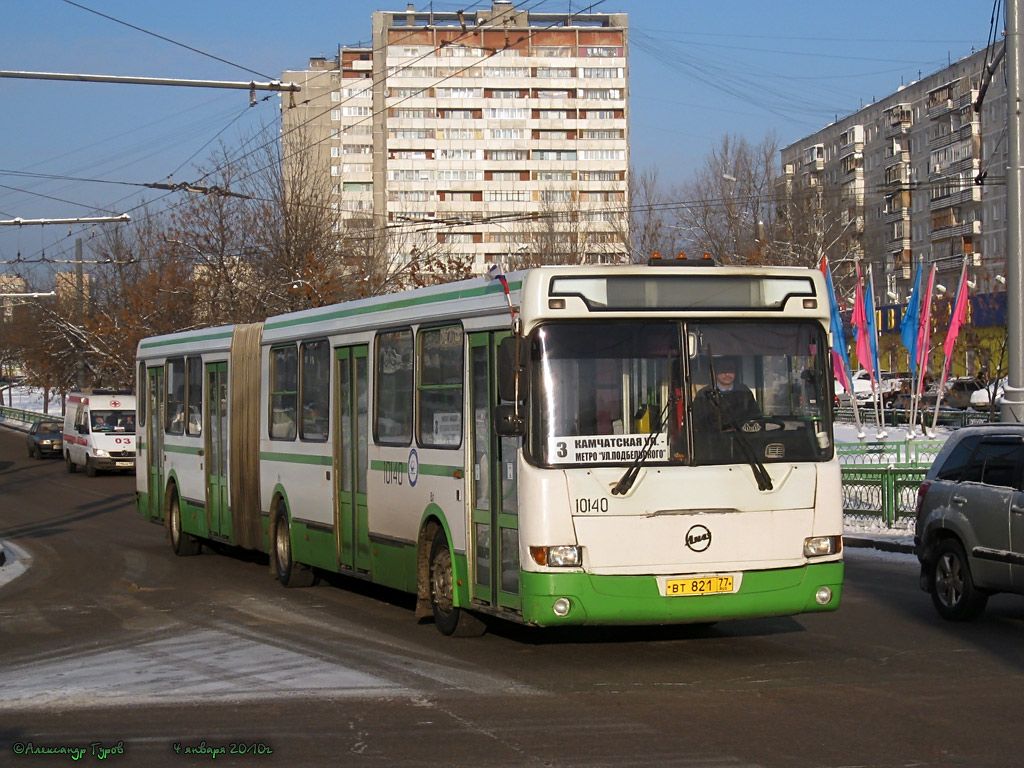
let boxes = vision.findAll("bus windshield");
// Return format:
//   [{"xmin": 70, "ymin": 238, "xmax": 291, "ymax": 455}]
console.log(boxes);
[{"xmin": 529, "ymin": 320, "xmax": 832, "ymax": 468}]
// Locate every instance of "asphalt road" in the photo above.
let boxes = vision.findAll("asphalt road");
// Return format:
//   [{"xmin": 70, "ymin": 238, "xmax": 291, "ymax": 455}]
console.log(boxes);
[{"xmin": 2, "ymin": 424, "xmax": 1023, "ymax": 768}]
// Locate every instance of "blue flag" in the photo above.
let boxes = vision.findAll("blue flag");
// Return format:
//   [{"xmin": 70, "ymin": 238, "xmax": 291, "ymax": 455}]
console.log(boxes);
[
  {"xmin": 820, "ymin": 257, "xmax": 852, "ymax": 389},
  {"xmin": 900, "ymin": 264, "xmax": 923, "ymax": 377}
]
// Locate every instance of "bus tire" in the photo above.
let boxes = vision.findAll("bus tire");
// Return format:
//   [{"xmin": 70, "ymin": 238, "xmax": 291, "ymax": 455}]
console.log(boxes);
[
  {"xmin": 85, "ymin": 458, "xmax": 98, "ymax": 477},
  {"xmin": 429, "ymin": 528, "xmax": 486, "ymax": 637},
  {"xmin": 273, "ymin": 508, "xmax": 316, "ymax": 588},
  {"xmin": 66, "ymin": 452, "xmax": 77, "ymax": 473},
  {"xmin": 169, "ymin": 494, "xmax": 201, "ymax": 556}
]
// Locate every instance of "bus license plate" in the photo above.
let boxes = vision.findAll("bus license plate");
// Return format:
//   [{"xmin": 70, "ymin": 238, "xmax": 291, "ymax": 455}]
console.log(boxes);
[{"xmin": 663, "ymin": 575, "xmax": 735, "ymax": 597}]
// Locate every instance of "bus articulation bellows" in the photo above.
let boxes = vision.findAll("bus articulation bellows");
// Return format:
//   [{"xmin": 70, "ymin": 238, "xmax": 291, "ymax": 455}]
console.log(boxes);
[{"xmin": 135, "ymin": 261, "xmax": 844, "ymax": 636}]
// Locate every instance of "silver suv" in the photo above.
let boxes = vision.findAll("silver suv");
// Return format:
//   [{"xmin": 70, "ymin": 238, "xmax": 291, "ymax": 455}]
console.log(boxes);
[{"xmin": 914, "ymin": 423, "xmax": 1024, "ymax": 620}]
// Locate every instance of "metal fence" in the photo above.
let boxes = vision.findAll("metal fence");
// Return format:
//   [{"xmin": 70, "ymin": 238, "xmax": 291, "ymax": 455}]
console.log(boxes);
[
  {"xmin": 836, "ymin": 439, "xmax": 939, "ymax": 528},
  {"xmin": 0, "ymin": 406, "xmax": 55, "ymax": 429},
  {"xmin": 835, "ymin": 406, "xmax": 995, "ymax": 429}
]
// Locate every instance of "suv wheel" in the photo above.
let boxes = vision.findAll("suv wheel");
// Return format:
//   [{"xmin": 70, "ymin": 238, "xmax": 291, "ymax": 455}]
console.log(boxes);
[{"xmin": 930, "ymin": 538, "xmax": 988, "ymax": 621}]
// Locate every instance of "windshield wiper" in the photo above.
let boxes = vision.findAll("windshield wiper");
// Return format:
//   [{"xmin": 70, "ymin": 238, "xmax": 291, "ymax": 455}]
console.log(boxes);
[
  {"xmin": 612, "ymin": 396, "xmax": 674, "ymax": 496},
  {"xmin": 703, "ymin": 387, "xmax": 773, "ymax": 492},
  {"xmin": 704, "ymin": 354, "xmax": 773, "ymax": 491}
]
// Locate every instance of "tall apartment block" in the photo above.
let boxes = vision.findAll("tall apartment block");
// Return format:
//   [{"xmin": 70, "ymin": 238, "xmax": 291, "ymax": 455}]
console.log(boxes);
[
  {"xmin": 281, "ymin": 1, "xmax": 630, "ymax": 273},
  {"xmin": 780, "ymin": 48, "xmax": 1006, "ymax": 302}
]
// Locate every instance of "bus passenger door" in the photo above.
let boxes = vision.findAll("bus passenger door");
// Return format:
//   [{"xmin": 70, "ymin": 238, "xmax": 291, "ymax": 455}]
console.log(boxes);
[
  {"xmin": 206, "ymin": 362, "xmax": 230, "ymax": 538},
  {"xmin": 335, "ymin": 345, "xmax": 370, "ymax": 573},
  {"xmin": 146, "ymin": 366, "xmax": 165, "ymax": 521},
  {"xmin": 469, "ymin": 332, "xmax": 521, "ymax": 612}
]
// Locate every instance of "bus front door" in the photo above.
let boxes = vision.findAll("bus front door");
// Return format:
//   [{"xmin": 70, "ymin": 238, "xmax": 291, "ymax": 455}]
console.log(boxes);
[
  {"xmin": 469, "ymin": 332, "xmax": 521, "ymax": 612},
  {"xmin": 206, "ymin": 362, "xmax": 230, "ymax": 538},
  {"xmin": 334, "ymin": 345, "xmax": 370, "ymax": 573},
  {"xmin": 146, "ymin": 366, "xmax": 165, "ymax": 521}
]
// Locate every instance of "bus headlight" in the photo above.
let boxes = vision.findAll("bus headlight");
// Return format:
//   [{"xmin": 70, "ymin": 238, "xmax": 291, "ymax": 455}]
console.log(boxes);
[
  {"xmin": 530, "ymin": 545, "xmax": 582, "ymax": 567},
  {"xmin": 803, "ymin": 535, "xmax": 842, "ymax": 558},
  {"xmin": 94, "ymin": 449, "xmax": 109, "ymax": 458}
]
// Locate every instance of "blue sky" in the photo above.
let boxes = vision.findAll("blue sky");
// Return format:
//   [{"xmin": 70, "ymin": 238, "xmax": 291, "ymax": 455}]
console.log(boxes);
[{"xmin": 0, "ymin": 0, "xmax": 994, "ymax": 280}]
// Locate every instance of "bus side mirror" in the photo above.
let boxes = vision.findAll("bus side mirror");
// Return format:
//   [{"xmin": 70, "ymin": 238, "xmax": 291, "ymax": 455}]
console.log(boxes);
[
  {"xmin": 495, "ymin": 403, "xmax": 525, "ymax": 437},
  {"xmin": 497, "ymin": 336, "xmax": 526, "ymax": 404}
]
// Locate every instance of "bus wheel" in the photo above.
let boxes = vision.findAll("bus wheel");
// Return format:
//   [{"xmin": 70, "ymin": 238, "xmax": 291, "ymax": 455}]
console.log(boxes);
[
  {"xmin": 85, "ymin": 458, "xmax": 98, "ymax": 477},
  {"xmin": 273, "ymin": 508, "xmax": 316, "ymax": 588},
  {"xmin": 429, "ymin": 528, "xmax": 486, "ymax": 637},
  {"xmin": 65, "ymin": 453, "xmax": 77, "ymax": 474},
  {"xmin": 169, "ymin": 494, "xmax": 201, "ymax": 556}
]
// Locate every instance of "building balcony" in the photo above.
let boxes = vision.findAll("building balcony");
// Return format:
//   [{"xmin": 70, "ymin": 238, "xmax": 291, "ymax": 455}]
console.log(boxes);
[
  {"xmin": 928, "ymin": 120, "xmax": 976, "ymax": 150},
  {"xmin": 930, "ymin": 219, "xmax": 981, "ymax": 242},
  {"xmin": 929, "ymin": 185, "xmax": 982, "ymax": 211},
  {"xmin": 884, "ymin": 207, "xmax": 911, "ymax": 225}
]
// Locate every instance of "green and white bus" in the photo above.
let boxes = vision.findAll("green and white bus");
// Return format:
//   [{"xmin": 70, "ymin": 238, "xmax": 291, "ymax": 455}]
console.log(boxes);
[{"xmin": 136, "ymin": 260, "xmax": 844, "ymax": 635}]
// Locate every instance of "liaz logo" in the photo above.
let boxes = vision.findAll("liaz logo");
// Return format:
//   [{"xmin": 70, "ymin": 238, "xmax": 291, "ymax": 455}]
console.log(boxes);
[{"xmin": 685, "ymin": 524, "xmax": 712, "ymax": 552}]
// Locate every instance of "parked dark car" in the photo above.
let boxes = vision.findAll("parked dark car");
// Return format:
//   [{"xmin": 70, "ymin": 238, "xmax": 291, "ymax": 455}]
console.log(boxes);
[
  {"xmin": 25, "ymin": 420, "xmax": 64, "ymax": 459},
  {"xmin": 942, "ymin": 377, "xmax": 986, "ymax": 409},
  {"xmin": 914, "ymin": 423, "xmax": 1024, "ymax": 620}
]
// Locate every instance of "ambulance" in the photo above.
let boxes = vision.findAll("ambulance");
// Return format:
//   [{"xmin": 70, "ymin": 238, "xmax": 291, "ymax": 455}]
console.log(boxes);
[{"xmin": 63, "ymin": 390, "xmax": 137, "ymax": 476}]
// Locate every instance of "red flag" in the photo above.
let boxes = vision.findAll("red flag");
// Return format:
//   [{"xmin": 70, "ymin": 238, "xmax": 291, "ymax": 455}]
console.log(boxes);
[
  {"xmin": 942, "ymin": 264, "xmax": 970, "ymax": 376},
  {"xmin": 851, "ymin": 262, "xmax": 873, "ymax": 380}
]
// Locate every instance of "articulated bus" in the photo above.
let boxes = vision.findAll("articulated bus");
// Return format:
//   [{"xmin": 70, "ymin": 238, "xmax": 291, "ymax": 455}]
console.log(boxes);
[{"xmin": 136, "ymin": 260, "xmax": 844, "ymax": 636}]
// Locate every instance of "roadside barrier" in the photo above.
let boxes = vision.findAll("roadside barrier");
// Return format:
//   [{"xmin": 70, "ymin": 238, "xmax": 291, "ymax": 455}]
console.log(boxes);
[{"xmin": 837, "ymin": 439, "xmax": 941, "ymax": 528}]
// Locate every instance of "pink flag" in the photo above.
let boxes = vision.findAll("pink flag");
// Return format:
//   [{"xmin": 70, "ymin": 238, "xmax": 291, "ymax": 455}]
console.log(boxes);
[
  {"xmin": 916, "ymin": 266, "xmax": 936, "ymax": 389},
  {"xmin": 851, "ymin": 263, "xmax": 873, "ymax": 380},
  {"xmin": 942, "ymin": 264, "xmax": 970, "ymax": 376}
]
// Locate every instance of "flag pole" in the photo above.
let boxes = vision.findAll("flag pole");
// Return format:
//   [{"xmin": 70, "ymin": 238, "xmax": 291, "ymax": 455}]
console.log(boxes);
[
  {"xmin": 931, "ymin": 257, "xmax": 970, "ymax": 433},
  {"xmin": 909, "ymin": 265, "xmax": 936, "ymax": 438}
]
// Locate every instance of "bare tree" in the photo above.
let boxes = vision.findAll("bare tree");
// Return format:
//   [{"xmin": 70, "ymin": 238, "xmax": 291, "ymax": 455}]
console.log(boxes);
[{"xmin": 670, "ymin": 133, "xmax": 780, "ymax": 265}]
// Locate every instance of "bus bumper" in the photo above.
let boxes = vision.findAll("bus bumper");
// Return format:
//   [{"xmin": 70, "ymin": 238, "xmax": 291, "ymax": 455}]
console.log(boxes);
[{"xmin": 519, "ymin": 561, "xmax": 843, "ymax": 627}]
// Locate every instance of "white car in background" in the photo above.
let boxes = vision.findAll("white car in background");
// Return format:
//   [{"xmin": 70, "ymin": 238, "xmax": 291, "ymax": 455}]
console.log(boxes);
[
  {"xmin": 837, "ymin": 370, "xmax": 906, "ymax": 407},
  {"xmin": 969, "ymin": 377, "xmax": 1005, "ymax": 410}
]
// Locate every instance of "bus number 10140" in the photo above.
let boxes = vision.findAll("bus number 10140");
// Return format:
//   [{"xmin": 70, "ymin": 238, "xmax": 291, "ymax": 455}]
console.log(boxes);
[{"xmin": 575, "ymin": 497, "xmax": 610, "ymax": 514}]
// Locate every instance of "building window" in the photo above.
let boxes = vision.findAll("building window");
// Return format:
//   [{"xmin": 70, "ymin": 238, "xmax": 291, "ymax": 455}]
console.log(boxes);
[
  {"xmin": 536, "ymin": 67, "xmax": 574, "ymax": 78},
  {"xmin": 484, "ymin": 108, "xmax": 530, "ymax": 119},
  {"xmin": 580, "ymin": 89, "xmax": 622, "ymax": 100}
]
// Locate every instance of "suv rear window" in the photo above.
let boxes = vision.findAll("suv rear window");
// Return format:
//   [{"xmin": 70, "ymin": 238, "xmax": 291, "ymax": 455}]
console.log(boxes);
[
  {"xmin": 960, "ymin": 438, "xmax": 1024, "ymax": 488},
  {"xmin": 934, "ymin": 435, "xmax": 982, "ymax": 480}
]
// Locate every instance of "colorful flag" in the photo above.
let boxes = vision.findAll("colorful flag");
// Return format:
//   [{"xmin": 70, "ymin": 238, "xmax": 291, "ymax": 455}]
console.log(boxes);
[
  {"xmin": 819, "ymin": 256, "xmax": 852, "ymax": 390},
  {"xmin": 852, "ymin": 262, "xmax": 873, "ymax": 380},
  {"xmin": 942, "ymin": 261, "xmax": 970, "ymax": 377},
  {"xmin": 486, "ymin": 263, "xmax": 510, "ymax": 297},
  {"xmin": 916, "ymin": 265, "xmax": 936, "ymax": 379},
  {"xmin": 865, "ymin": 266, "xmax": 881, "ymax": 381},
  {"xmin": 900, "ymin": 264, "xmax": 923, "ymax": 377}
]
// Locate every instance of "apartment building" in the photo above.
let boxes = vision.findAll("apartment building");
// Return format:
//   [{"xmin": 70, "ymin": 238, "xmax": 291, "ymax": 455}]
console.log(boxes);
[
  {"xmin": 281, "ymin": 1, "xmax": 630, "ymax": 273},
  {"xmin": 780, "ymin": 47, "xmax": 1006, "ymax": 302}
]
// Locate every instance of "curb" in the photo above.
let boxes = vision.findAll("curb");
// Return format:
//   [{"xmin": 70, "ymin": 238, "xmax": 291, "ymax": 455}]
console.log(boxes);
[{"xmin": 845, "ymin": 535, "xmax": 914, "ymax": 554}]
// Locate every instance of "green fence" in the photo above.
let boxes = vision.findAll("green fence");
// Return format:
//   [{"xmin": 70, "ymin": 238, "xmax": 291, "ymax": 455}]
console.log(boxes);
[
  {"xmin": 0, "ymin": 406, "xmax": 56, "ymax": 427},
  {"xmin": 837, "ymin": 440, "xmax": 939, "ymax": 528}
]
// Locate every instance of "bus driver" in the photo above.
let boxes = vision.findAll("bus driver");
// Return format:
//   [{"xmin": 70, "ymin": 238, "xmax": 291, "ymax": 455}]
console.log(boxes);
[{"xmin": 692, "ymin": 356, "xmax": 760, "ymax": 431}]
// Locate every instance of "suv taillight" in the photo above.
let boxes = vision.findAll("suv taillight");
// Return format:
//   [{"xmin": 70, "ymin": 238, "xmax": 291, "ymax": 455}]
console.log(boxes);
[{"xmin": 915, "ymin": 481, "xmax": 931, "ymax": 519}]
